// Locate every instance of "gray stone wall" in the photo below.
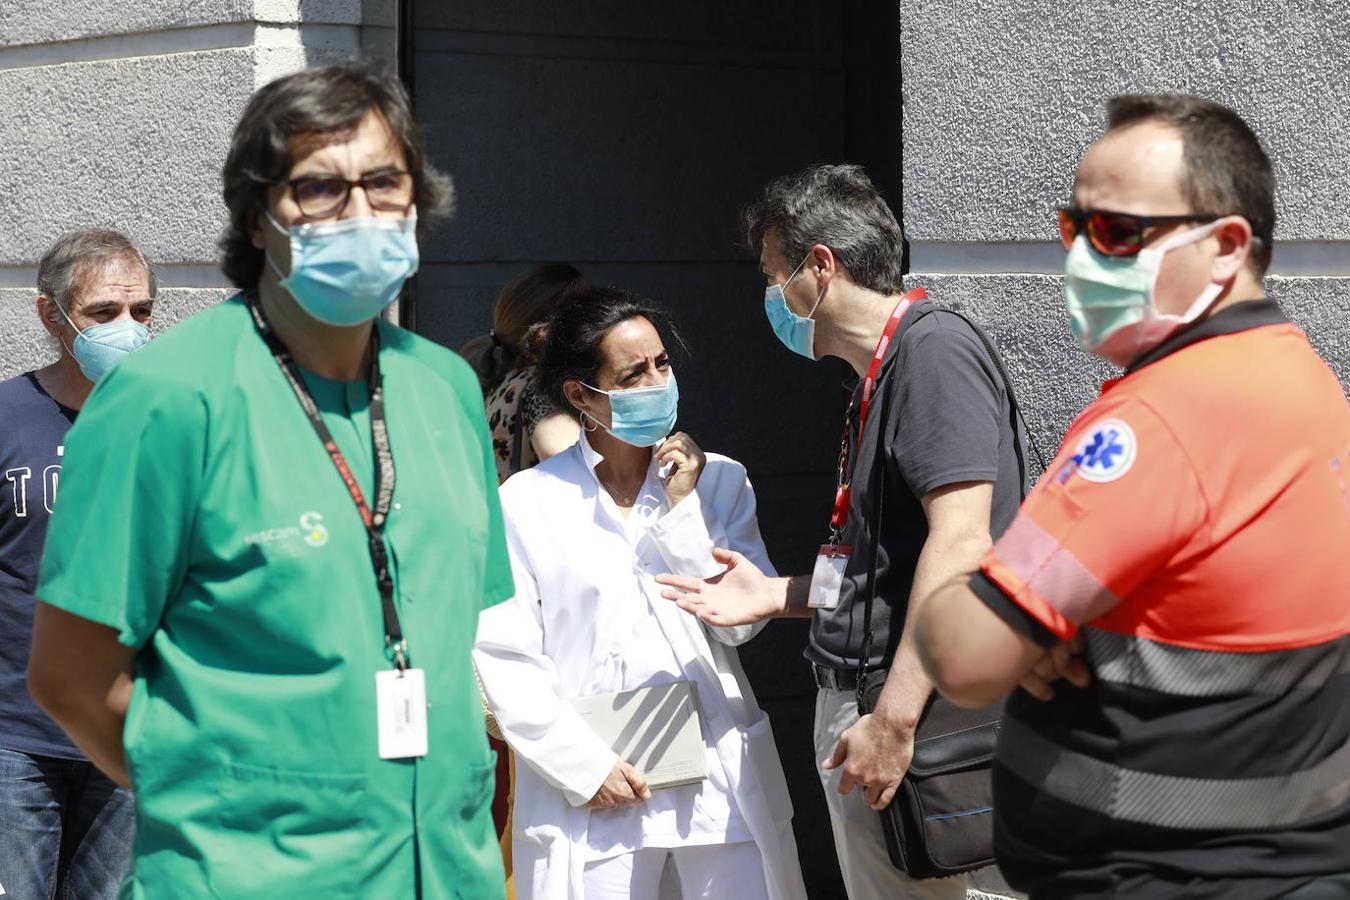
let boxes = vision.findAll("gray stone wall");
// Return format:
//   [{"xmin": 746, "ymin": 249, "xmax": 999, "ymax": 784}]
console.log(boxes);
[
  {"xmin": 0, "ymin": 0, "xmax": 389, "ymax": 380},
  {"xmin": 901, "ymin": 0, "xmax": 1350, "ymax": 456}
]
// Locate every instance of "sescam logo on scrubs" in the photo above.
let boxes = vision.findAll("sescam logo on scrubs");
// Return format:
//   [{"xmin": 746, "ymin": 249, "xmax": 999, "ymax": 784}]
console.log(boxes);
[
  {"xmin": 300, "ymin": 511, "xmax": 329, "ymax": 547},
  {"xmin": 1070, "ymin": 419, "xmax": 1137, "ymax": 483},
  {"xmin": 245, "ymin": 511, "xmax": 329, "ymax": 549}
]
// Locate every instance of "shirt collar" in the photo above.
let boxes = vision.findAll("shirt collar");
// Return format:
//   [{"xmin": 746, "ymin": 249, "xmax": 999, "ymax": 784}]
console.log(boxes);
[
  {"xmin": 576, "ymin": 428, "xmax": 667, "ymax": 527},
  {"xmin": 1125, "ymin": 298, "xmax": 1287, "ymax": 374},
  {"xmin": 578, "ymin": 428, "xmax": 660, "ymax": 477},
  {"xmin": 578, "ymin": 427, "xmax": 606, "ymax": 480}
]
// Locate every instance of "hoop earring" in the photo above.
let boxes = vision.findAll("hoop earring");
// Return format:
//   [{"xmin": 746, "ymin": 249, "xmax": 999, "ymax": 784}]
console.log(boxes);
[{"xmin": 580, "ymin": 411, "xmax": 600, "ymax": 433}]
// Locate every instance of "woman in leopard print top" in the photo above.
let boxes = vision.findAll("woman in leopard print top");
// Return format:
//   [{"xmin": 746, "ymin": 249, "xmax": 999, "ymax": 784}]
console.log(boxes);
[{"xmin": 462, "ymin": 263, "xmax": 585, "ymax": 484}]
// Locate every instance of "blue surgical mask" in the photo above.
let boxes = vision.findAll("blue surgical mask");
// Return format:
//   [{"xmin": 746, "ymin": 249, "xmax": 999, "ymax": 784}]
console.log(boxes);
[
  {"xmin": 266, "ymin": 211, "xmax": 419, "ymax": 326},
  {"xmin": 54, "ymin": 303, "xmax": 150, "ymax": 383},
  {"xmin": 582, "ymin": 372, "xmax": 680, "ymax": 448},
  {"xmin": 763, "ymin": 254, "xmax": 826, "ymax": 359}
]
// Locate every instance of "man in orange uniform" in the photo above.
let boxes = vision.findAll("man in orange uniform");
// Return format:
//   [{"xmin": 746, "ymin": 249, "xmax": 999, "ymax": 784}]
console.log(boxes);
[{"xmin": 915, "ymin": 94, "xmax": 1350, "ymax": 899}]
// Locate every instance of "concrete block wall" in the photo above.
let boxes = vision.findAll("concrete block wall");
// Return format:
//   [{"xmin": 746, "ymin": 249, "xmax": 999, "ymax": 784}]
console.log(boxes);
[
  {"xmin": 900, "ymin": 0, "xmax": 1350, "ymax": 457},
  {"xmin": 0, "ymin": 0, "xmax": 390, "ymax": 380}
]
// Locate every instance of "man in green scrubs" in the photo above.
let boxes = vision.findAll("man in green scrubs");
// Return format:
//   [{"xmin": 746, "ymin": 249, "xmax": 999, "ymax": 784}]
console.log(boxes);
[{"xmin": 27, "ymin": 63, "xmax": 512, "ymax": 899}]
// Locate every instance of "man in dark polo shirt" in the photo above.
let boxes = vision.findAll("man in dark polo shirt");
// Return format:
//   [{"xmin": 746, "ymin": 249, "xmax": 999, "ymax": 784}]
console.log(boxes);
[
  {"xmin": 0, "ymin": 229, "xmax": 155, "ymax": 899},
  {"xmin": 915, "ymin": 95, "xmax": 1350, "ymax": 898},
  {"xmin": 658, "ymin": 164, "xmax": 1026, "ymax": 900}
]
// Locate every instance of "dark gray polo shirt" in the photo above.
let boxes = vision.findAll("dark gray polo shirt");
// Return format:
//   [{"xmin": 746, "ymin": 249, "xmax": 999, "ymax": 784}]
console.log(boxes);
[{"xmin": 805, "ymin": 300, "xmax": 1027, "ymax": 671}]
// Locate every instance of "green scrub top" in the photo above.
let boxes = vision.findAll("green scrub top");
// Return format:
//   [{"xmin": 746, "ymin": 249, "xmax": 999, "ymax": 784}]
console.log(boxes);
[{"xmin": 38, "ymin": 296, "xmax": 513, "ymax": 899}]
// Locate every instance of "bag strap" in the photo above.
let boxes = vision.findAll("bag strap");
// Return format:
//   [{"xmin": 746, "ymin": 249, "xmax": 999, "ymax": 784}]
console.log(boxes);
[
  {"xmin": 854, "ymin": 305, "xmax": 1036, "ymax": 712},
  {"xmin": 856, "ymin": 383, "xmax": 890, "ymax": 711},
  {"xmin": 936, "ymin": 308, "xmax": 1046, "ymax": 482}
]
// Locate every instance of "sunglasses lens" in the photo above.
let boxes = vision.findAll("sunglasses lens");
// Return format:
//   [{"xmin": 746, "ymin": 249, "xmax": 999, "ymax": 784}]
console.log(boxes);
[
  {"xmin": 1088, "ymin": 212, "xmax": 1143, "ymax": 257},
  {"xmin": 1057, "ymin": 209, "xmax": 1077, "ymax": 250}
]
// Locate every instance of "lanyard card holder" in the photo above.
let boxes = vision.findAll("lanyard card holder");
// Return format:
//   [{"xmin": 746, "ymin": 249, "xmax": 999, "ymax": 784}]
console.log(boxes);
[
  {"xmin": 808, "ymin": 543, "xmax": 852, "ymax": 610},
  {"xmin": 376, "ymin": 667, "xmax": 428, "ymax": 759}
]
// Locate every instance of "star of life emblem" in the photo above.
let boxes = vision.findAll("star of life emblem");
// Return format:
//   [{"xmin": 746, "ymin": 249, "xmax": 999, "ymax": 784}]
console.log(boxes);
[{"xmin": 1071, "ymin": 418, "xmax": 1137, "ymax": 483}]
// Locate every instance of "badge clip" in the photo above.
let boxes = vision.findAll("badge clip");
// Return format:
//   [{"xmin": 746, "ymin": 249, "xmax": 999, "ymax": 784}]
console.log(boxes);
[{"xmin": 808, "ymin": 542, "xmax": 852, "ymax": 610}]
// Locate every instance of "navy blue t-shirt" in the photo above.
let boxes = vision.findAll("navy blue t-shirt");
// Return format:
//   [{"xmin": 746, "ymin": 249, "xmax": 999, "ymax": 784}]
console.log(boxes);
[{"xmin": 0, "ymin": 371, "xmax": 80, "ymax": 758}]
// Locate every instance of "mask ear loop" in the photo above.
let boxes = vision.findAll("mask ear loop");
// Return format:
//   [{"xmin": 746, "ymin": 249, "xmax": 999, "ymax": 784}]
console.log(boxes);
[
  {"xmin": 573, "ymin": 381, "xmax": 606, "ymax": 433},
  {"xmin": 50, "ymin": 296, "xmax": 82, "ymax": 333},
  {"xmin": 48, "ymin": 297, "xmax": 87, "ymax": 358},
  {"xmin": 804, "ymin": 280, "xmax": 828, "ymax": 319},
  {"xmin": 1145, "ymin": 218, "xmax": 1228, "ymax": 322},
  {"xmin": 783, "ymin": 251, "xmax": 811, "ymax": 285},
  {"xmin": 261, "ymin": 210, "xmax": 295, "ymax": 285},
  {"xmin": 783, "ymin": 252, "xmax": 829, "ymax": 321}
]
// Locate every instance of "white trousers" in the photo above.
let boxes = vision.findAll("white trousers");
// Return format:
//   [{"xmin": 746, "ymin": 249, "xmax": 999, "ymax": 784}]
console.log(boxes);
[
  {"xmin": 581, "ymin": 841, "xmax": 768, "ymax": 900},
  {"xmin": 815, "ymin": 687, "xmax": 969, "ymax": 900}
]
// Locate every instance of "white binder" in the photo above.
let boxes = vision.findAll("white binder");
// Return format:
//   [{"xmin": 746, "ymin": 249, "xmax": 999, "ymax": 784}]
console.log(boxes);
[{"xmin": 570, "ymin": 680, "xmax": 709, "ymax": 790}]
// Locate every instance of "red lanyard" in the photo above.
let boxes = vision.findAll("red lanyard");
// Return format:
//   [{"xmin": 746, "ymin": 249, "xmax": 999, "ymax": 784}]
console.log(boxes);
[{"xmin": 829, "ymin": 287, "xmax": 927, "ymax": 535}]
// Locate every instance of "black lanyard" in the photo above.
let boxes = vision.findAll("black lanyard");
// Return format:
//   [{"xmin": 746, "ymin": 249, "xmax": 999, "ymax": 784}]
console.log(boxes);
[{"xmin": 244, "ymin": 293, "xmax": 406, "ymax": 670}]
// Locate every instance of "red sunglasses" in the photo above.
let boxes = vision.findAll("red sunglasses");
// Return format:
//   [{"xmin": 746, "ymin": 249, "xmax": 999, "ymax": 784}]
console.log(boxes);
[{"xmin": 1058, "ymin": 207, "xmax": 1219, "ymax": 257}]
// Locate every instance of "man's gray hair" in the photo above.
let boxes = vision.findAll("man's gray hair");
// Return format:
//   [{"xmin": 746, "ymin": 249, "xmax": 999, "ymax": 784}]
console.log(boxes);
[
  {"xmin": 742, "ymin": 164, "xmax": 906, "ymax": 295},
  {"xmin": 36, "ymin": 229, "xmax": 159, "ymax": 314}
]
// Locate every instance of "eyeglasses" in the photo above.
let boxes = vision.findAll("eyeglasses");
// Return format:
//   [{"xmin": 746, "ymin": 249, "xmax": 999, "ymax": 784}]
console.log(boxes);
[
  {"xmin": 1057, "ymin": 207, "xmax": 1219, "ymax": 257},
  {"xmin": 284, "ymin": 171, "xmax": 414, "ymax": 219}
]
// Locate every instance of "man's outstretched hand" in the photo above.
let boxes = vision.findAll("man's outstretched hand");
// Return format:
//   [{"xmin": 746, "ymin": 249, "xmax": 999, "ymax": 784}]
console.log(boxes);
[{"xmin": 655, "ymin": 547, "xmax": 783, "ymax": 626}]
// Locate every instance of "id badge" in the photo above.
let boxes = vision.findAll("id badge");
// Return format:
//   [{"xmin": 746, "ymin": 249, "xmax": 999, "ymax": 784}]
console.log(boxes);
[
  {"xmin": 808, "ymin": 544, "xmax": 852, "ymax": 610},
  {"xmin": 376, "ymin": 668, "xmax": 428, "ymax": 759}
]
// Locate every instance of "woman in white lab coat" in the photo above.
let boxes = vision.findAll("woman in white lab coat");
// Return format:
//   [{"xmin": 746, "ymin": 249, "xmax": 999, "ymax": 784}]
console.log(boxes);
[{"xmin": 473, "ymin": 286, "xmax": 806, "ymax": 900}]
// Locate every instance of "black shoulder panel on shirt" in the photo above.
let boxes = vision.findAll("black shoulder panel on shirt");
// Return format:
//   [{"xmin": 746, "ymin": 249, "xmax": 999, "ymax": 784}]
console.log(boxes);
[{"xmin": 970, "ymin": 572, "xmax": 1059, "ymax": 648}]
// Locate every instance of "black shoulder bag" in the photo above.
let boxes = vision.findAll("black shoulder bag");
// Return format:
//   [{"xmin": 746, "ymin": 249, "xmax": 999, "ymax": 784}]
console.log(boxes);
[{"xmin": 855, "ymin": 309, "xmax": 1033, "ymax": 879}]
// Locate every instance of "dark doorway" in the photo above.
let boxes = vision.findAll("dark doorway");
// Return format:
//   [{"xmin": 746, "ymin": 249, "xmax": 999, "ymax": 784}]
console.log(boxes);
[{"xmin": 403, "ymin": 4, "xmax": 901, "ymax": 895}]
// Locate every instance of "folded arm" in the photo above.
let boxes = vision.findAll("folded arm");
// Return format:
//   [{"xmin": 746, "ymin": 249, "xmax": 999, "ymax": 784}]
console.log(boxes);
[{"xmin": 913, "ymin": 572, "xmax": 1051, "ymax": 708}]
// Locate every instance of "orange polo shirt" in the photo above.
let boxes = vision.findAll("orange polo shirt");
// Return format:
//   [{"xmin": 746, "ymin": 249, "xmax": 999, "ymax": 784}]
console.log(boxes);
[
  {"xmin": 982, "ymin": 307, "xmax": 1350, "ymax": 653},
  {"xmin": 974, "ymin": 300, "xmax": 1350, "ymax": 899}
]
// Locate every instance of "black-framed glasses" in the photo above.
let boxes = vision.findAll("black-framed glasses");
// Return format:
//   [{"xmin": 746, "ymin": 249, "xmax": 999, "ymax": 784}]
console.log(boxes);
[
  {"xmin": 1058, "ymin": 206, "xmax": 1220, "ymax": 257},
  {"xmin": 284, "ymin": 171, "xmax": 415, "ymax": 219}
]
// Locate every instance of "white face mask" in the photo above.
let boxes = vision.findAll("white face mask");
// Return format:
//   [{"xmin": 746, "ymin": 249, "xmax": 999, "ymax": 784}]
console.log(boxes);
[{"xmin": 1063, "ymin": 219, "xmax": 1226, "ymax": 367}]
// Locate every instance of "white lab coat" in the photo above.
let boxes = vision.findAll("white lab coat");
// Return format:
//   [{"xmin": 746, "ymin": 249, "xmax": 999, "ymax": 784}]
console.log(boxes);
[{"xmin": 474, "ymin": 433, "xmax": 807, "ymax": 900}]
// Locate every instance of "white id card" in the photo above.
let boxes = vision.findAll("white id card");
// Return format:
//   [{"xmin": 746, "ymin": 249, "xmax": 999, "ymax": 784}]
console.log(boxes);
[
  {"xmin": 376, "ymin": 668, "xmax": 428, "ymax": 759},
  {"xmin": 808, "ymin": 544, "xmax": 852, "ymax": 610}
]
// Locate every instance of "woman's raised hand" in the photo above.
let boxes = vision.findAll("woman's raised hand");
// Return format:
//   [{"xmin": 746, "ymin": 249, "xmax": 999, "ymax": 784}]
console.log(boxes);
[{"xmin": 655, "ymin": 431, "xmax": 706, "ymax": 507}]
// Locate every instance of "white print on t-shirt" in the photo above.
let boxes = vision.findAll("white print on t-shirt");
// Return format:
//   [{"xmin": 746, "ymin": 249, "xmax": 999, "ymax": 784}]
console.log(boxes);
[
  {"xmin": 43, "ymin": 465, "xmax": 60, "ymax": 513},
  {"xmin": 4, "ymin": 445, "xmax": 63, "ymax": 518},
  {"xmin": 5, "ymin": 467, "xmax": 30, "ymax": 517}
]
